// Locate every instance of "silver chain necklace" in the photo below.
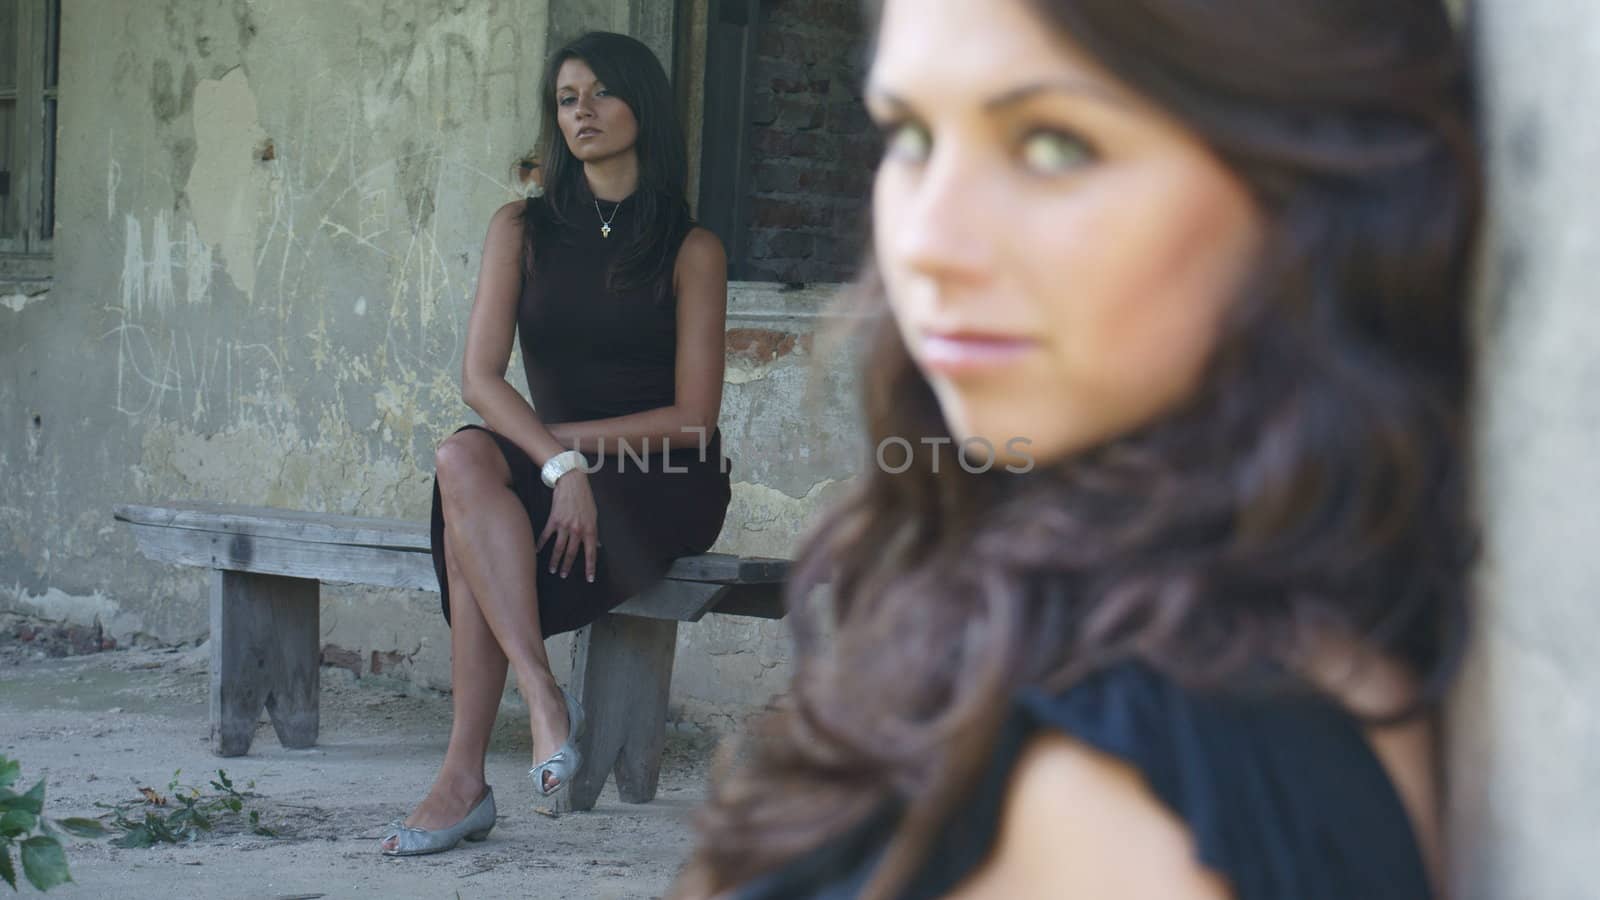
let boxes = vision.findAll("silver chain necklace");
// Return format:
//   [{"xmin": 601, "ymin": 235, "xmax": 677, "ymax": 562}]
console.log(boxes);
[{"xmin": 593, "ymin": 198, "xmax": 621, "ymax": 239}]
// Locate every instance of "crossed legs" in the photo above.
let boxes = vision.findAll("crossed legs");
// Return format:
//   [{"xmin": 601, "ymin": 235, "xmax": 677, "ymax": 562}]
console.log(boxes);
[{"xmin": 382, "ymin": 430, "xmax": 574, "ymax": 850}]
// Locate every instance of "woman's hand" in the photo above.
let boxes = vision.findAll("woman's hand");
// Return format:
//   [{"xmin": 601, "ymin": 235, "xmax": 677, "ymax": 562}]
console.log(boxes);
[{"xmin": 539, "ymin": 470, "xmax": 600, "ymax": 583}]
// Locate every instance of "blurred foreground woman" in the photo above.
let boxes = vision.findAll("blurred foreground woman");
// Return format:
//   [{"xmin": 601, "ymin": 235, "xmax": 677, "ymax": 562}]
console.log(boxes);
[{"xmin": 677, "ymin": 0, "xmax": 1480, "ymax": 897}]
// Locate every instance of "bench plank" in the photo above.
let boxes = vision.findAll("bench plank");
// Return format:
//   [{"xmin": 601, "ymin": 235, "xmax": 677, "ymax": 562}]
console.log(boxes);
[
  {"xmin": 116, "ymin": 502, "xmax": 783, "ymax": 587},
  {"xmin": 117, "ymin": 502, "xmax": 429, "ymax": 551},
  {"xmin": 663, "ymin": 554, "xmax": 790, "ymax": 584},
  {"xmin": 125, "ymin": 518, "xmax": 437, "ymax": 591}
]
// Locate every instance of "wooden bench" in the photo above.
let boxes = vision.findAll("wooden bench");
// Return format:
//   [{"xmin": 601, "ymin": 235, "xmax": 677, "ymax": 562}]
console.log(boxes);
[{"xmin": 113, "ymin": 501, "xmax": 788, "ymax": 812}]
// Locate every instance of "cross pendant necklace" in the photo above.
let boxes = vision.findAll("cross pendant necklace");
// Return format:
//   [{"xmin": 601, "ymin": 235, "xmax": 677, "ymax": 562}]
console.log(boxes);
[{"xmin": 593, "ymin": 198, "xmax": 621, "ymax": 239}]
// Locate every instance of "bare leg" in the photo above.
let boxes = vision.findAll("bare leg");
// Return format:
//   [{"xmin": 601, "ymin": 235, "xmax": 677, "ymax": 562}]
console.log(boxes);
[
  {"xmin": 381, "ymin": 536, "xmax": 503, "ymax": 850},
  {"xmin": 434, "ymin": 431, "xmax": 573, "ymax": 789}
]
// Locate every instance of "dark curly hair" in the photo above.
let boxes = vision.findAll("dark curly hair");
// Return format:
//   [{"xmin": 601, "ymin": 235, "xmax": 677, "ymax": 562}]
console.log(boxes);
[{"xmin": 676, "ymin": 0, "xmax": 1483, "ymax": 897}]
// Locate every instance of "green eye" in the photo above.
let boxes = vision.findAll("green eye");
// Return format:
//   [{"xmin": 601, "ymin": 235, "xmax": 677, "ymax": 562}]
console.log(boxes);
[
  {"xmin": 1021, "ymin": 131, "xmax": 1093, "ymax": 173},
  {"xmin": 884, "ymin": 122, "xmax": 931, "ymax": 162}
]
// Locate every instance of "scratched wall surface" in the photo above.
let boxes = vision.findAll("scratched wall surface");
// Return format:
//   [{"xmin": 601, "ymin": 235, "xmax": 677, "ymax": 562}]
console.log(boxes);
[{"xmin": 0, "ymin": 0, "xmax": 867, "ymax": 726}]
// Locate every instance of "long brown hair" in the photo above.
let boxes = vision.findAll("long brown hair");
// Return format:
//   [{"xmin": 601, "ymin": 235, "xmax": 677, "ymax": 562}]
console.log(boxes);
[{"xmin": 677, "ymin": 1, "xmax": 1482, "ymax": 896}]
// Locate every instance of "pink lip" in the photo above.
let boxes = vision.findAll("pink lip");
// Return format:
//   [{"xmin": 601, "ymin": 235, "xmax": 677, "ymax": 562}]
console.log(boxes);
[
  {"xmin": 576, "ymin": 128, "xmax": 602, "ymax": 139},
  {"xmin": 918, "ymin": 332, "xmax": 1037, "ymax": 375}
]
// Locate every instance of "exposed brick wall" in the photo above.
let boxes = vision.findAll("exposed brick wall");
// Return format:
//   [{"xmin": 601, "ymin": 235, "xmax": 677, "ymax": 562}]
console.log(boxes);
[{"xmin": 744, "ymin": 0, "xmax": 875, "ymax": 284}]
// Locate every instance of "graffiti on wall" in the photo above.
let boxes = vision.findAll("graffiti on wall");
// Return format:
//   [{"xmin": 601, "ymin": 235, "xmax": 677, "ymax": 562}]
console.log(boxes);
[
  {"xmin": 356, "ymin": 0, "xmax": 527, "ymax": 129},
  {"xmin": 104, "ymin": 0, "xmax": 538, "ymax": 478}
]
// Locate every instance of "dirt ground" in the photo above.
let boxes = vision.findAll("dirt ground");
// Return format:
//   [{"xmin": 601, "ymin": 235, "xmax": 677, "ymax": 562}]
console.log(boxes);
[{"xmin": 0, "ymin": 628, "xmax": 724, "ymax": 900}]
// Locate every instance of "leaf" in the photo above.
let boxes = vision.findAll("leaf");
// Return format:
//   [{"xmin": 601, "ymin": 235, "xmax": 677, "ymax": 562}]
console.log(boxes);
[
  {"xmin": 110, "ymin": 826, "xmax": 153, "ymax": 849},
  {"xmin": 0, "ymin": 845, "xmax": 14, "ymax": 890},
  {"xmin": 168, "ymin": 806, "xmax": 210, "ymax": 833},
  {"xmin": 55, "ymin": 818, "xmax": 109, "ymax": 838},
  {"xmin": 19, "ymin": 836, "xmax": 71, "ymax": 891},
  {"xmin": 0, "ymin": 810, "xmax": 31, "ymax": 839},
  {"xmin": 0, "ymin": 759, "xmax": 19, "ymax": 791},
  {"xmin": 148, "ymin": 816, "xmax": 181, "ymax": 844},
  {"xmin": 248, "ymin": 809, "xmax": 277, "ymax": 837},
  {"xmin": 13, "ymin": 780, "xmax": 45, "ymax": 816},
  {"xmin": 217, "ymin": 770, "xmax": 233, "ymax": 791}
]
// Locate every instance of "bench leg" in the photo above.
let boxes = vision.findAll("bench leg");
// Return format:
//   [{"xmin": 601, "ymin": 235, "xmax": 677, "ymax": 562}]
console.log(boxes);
[
  {"xmin": 209, "ymin": 571, "xmax": 320, "ymax": 756},
  {"xmin": 557, "ymin": 614, "xmax": 678, "ymax": 811}
]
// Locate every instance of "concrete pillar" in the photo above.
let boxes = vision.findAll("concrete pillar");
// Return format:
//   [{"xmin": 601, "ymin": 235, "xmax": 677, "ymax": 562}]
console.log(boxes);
[
  {"xmin": 1449, "ymin": 3, "xmax": 1600, "ymax": 898},
  {"xmin": 628, "ymin": 0, "xmax": 677, "ymax": 77},
  {"xmin": 547, "ymin": 0, "xmax": 674, "ymax": 75}
]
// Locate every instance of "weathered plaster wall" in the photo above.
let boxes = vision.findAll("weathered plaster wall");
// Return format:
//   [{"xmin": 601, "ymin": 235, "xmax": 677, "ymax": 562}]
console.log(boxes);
[
  {"xmin": 1, "ymin": 0, "xmax": 863, "ymax": 727},
  {"xmin": 1448, "ymin": 3, "xmax": 1600, "ymax": 897}
]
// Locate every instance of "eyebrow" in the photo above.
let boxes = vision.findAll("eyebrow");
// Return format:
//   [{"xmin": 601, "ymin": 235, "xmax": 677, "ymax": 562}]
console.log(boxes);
[{"xmin": 868, "ymin": 78, "xmax": 1130, "ymax": 114}]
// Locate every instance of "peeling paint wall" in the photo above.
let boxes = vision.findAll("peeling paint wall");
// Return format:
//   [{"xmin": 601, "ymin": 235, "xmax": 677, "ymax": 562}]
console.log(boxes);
[{"xmin": 1, "ymin": 0, "xmax": 864, "ymax": 726}]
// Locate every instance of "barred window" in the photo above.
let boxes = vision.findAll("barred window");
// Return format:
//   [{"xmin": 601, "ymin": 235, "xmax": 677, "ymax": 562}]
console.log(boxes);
[{"xmin": 0, "ymin": 0, "xmax": 60, "ymax": 259}]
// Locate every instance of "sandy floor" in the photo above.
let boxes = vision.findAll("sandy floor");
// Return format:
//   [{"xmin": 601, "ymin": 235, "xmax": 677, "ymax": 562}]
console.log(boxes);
[{"xmin": 0, "ymin": 640, "xmax": 723, "ymax": 899}]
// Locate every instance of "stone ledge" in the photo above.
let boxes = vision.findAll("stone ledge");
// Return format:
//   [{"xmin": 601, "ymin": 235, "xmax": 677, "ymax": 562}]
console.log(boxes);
[
  {"xmin": 727, "ymin": 279, "xmax": 865, "ymax": 328},
  {"xmin": 0, "ymin": 252, "xmax": 53, "ymax": 283}
]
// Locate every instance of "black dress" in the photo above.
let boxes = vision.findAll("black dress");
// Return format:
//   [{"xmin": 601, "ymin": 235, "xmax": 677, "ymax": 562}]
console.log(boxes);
[
  {"xmin": 731, "ymin": 662, "xmax": 1434, "ymax": 900},
  {"xmin": 430, "ymin": 190, "xmax": 732, "ymax": 636}
]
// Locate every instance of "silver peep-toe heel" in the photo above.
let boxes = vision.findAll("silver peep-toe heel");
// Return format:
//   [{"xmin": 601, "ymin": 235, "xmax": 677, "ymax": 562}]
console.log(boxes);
[
  {"xmin": 380, "ymin": 787, "xmax": 497, "ymax": 857},
  {"xmin": 530, "ymin": 688, "xmax": 586, "ymax": 798}
]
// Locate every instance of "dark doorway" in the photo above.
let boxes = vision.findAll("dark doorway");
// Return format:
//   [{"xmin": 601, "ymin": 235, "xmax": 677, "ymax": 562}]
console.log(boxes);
[{"xmin": 696, "ymin": 0, "xmax": 876, "ymax": 284}]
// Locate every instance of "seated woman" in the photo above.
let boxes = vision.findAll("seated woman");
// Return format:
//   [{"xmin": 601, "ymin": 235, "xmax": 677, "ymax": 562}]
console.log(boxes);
[
  {"xmin": 382, "ymin": 31, "xmax": 732, "ymax": 856},
  {"xmin": 676, "ymin": 0, "xmax": 1478, "ymax": 897}
]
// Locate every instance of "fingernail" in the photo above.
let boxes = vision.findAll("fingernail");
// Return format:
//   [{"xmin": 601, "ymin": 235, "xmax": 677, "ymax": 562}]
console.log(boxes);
[{"xmin": 587, "ymin": 575, "xmax": 595, "ymax": 583}]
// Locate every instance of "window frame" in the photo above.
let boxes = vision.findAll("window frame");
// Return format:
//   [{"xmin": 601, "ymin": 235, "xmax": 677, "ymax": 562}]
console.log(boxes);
[
  {"xmin": 694, "ymin": 0, "xmax": 761, "ymax": 281},
  {"xmin": 1, "ymin": 0, "xmax": 60, "ymax": 264}
]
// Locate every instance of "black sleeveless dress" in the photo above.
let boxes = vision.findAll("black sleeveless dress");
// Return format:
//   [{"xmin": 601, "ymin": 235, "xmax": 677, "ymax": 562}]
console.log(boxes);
[
  {"xmin": 429, "ymin": 191, "xmax": 732, "ymax": 636},
  {"xmin": 730, "ymin": 663, "xmax": 1434, "ymax": 899}
]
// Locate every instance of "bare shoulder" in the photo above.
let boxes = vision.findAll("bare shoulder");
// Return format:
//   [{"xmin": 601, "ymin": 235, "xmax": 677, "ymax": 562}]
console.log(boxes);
[
  {"xmin": 479, "ymin": 199, "xmax": 529, "ymax": 269},
  {"xmin": 676, "ymin": 226, "xmax": 728, "ymax": 276},
  {"xmin": 949, "ymin": 733, "xmax": 1231, "ymax": 900},
  {"xmin": 489, "ymin": 199, "xmax": 528, "ymax": 235}
]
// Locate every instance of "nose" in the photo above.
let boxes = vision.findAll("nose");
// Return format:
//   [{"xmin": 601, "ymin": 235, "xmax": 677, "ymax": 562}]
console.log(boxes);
[{"xmin": 885, "ymin": 144, "xmax": 995, "ymax": 285}]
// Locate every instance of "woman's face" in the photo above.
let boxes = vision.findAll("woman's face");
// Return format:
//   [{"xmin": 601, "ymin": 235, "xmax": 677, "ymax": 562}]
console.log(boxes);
[
  {"xmin": 555, "ymin": 58, "xmax": 640, "ymax": 166},
  {"xmin": 867, "ymin": 0, "xmax": 1265, "ymax": 467}
]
